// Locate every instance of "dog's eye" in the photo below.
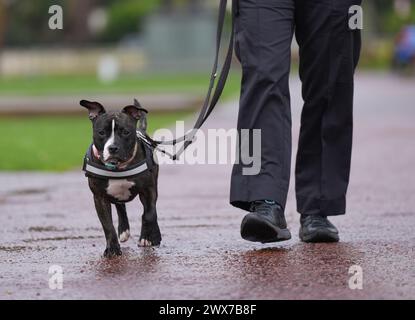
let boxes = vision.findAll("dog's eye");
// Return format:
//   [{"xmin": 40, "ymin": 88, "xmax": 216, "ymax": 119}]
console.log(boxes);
[
  {"xmin": 98, "ymin": 131, "xmax": 105, "ymax": 136},
  {"xmin": 122, "ymin": 129, "xmax": 130, "ymax": 136}
]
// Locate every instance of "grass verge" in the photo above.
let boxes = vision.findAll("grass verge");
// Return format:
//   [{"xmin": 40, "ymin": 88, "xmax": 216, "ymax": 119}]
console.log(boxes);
[
  {"xmin": 0, "ymin": 111, "xmax": 192, "ymax": 171},
  {"xmin": 0, "ymin": 71, "xmax": 241, "ymax": 171}
]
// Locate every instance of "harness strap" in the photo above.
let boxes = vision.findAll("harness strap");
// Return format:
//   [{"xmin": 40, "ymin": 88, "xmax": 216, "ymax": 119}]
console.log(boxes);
[
  {"xmin": 84, "ymin": 162, "xmax": 148, "ymax": 179},
  {"xmin": 83, "ymin": 142, "xmax": 154, "ymax": 180},
  {"xmin": 146, "ymin": 0, "xmax": 236, "ymax": 160}
]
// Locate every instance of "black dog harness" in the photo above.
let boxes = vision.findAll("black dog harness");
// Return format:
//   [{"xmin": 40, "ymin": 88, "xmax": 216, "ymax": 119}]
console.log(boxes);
[{"xmin": 82, "ymin": 133, "xmax": 155, "ymax": 180}]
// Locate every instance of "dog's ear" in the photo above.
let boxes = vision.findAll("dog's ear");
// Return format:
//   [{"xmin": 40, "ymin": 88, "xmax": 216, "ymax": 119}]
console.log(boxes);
[
  {"xmin": 80, "ymin": 100, "xmax": 106, "ymax": 120},
  {"xmin": 123, "ymin": 99, "xmax": 148, "ymax": 131}
]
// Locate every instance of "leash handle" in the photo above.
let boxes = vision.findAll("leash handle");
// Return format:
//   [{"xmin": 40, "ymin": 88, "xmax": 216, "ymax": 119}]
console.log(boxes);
[{"xmin": 146, "ymin": 0, "xmax": 235, "ymax": 160}]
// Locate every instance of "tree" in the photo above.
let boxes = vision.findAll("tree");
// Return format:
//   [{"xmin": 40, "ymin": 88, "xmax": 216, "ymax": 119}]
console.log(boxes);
[
  {"xmin": 65, "ymin": 0, "xmax": 97, "ymax": 44},
  {"xmin": 100, "ymin": 0, "xmax": 161, "ymax": 42},
  {"xmin": 0, "ymin": 0, "xmax": 7, "ymax": 75}
]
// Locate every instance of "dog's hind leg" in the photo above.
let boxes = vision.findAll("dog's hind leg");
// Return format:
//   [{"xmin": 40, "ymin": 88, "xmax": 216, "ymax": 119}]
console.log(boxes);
[
  {"xmin": 138, "ymin": 187, "xmax": 161, "ymax": 247},
  {"xmin": 115, "ymin": 203, "xmax": 130, "ymax": 242},
  {"xmin": 93, "ymin": 196, "xmax": 121, "ymax": 257}
]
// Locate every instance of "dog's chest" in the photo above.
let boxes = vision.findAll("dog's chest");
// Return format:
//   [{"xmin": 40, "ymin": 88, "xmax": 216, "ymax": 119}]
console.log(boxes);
[{"xmin": 106, "ymin": 179, "xmax": 136, "ymax": 201}]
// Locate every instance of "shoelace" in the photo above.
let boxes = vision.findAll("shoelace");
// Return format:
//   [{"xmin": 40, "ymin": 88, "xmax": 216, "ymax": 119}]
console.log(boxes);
[
  {"xmin": 250, "ymin": 201, "xmax": 275, "ymax": 214},
  {"xmin": 304, "ymin": 215, "xmax": 331, "ymax": 228}
]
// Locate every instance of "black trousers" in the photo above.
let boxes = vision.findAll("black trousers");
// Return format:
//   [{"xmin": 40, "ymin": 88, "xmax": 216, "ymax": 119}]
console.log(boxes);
[{"xmin": 230, "ymin": 0, "xmax": 362, "ymax": 215}]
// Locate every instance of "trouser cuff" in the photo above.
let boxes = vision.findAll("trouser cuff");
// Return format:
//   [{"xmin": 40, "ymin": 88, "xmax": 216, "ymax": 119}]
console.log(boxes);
[{"xmin": 296, "ymin": 195, "xmax": 346, "ymax": 216}]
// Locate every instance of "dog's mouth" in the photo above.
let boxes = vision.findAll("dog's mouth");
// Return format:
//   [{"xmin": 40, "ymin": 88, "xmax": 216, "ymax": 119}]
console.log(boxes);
[
  {"xmin": 105, "ymin": 155, "xmax": 134, "ymax": 170},
  {"xmin": 92, "ymin": 145, "xmax": 132, "ymax": 170},
  {"xmin": 104, "ymin": 157, "xmax": 123, "ymax": 169},
  {"xmin": 107, "ymin": 158, "xmax": 120, "ymax": 165},
  {"xmin": 93, "ymin": 144, "xmax": 138, "ymax": 170}
]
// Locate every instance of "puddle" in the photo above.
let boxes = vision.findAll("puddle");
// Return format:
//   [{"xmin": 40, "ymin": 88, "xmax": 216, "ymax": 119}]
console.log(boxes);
[
  {"xmin": 380, "ymin": 212, "xmax": 415, "ymax": 218},
  {"xmin": 43, "ymin": 213, "xmax": 66, "ymax": 218},
  {"xmin": 0, "ymin": 245, "xmax": 58, "ymax": 253},
  {"xmin": 23, "ymin": 235, "xmax": 102, "ymax": 243},
  {"xmin": 0, "ymin": 246, "xmax": 29, "ymax": 253},
  {"xmin": 7, "ymin": 188, "xmax": 49, "ymax": 196},
  {"xmin": 167, "ymin": 224, "xmax": 222, "ymax": 229},
  {"xmin": 28, "ymin": 226, "xmax": 69, "ymax": 232}
]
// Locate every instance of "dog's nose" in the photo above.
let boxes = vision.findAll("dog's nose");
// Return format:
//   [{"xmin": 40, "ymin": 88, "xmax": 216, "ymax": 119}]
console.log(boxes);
[{"xmin": 108, "ymin": 145, "xmax": 119, "ymax": 154}]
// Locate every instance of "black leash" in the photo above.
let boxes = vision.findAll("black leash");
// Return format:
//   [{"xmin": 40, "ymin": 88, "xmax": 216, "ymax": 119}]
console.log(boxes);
[{"xmin": 143, "ymin": 0, "xmax": 236, "ymax": 160}]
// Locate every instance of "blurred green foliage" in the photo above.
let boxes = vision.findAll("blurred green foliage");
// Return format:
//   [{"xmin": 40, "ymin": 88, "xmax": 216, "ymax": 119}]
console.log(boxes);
[
  {"xmin": 3, "ymin": 1, "xmax": 414, "ymax": 47},
  {"xmin": 3, "ymin": 0, "xmax": 163, "ymax": 46},
  {"xmin": 5, "ymin": 0, "xmax": 66, "ymax": 46},
  {"xmin": 99, "ymin": 0, "xmax": 161, "ymax": 42},
  {"xmin": 373, "ymin": 0, "xmax": 415, "ymax": 34},
  {"xmin": 384, "ymin": 7, "xmax": 415, "ymax": 34}
]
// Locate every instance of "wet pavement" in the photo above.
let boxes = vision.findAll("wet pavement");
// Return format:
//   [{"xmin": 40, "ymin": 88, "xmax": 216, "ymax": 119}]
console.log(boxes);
[
  {"xmin": 0, "ymin": 93, "xmax": 201, "ymax": 116},
  {"xmin": 0, "ymin": 73, "xmax": 414, "ymax": 299}
]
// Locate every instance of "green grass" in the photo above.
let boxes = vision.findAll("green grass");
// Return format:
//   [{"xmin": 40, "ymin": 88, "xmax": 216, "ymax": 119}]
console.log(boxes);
[
  {"xmin": 0, "ymin": 71, "xmax": 241, "ymax": 98},
  {"xmin": 0, "ymin": 111, "xmax": 193, "ymax": 171},
  {"xmin": 0, "ymin": 71, "xmax": 242, "ymax": 171}
]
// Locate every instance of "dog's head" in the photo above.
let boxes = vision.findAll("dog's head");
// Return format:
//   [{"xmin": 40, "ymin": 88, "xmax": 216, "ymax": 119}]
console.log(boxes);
[{"xmin": 80, "ymin": 99, "xmax": 148, "ymax": 168}]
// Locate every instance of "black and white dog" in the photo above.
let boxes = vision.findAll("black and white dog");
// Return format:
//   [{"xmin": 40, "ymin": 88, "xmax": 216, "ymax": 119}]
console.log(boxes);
[{"xmin": 80, "ymin": 99, "xmax": 161, "ymax": 257}]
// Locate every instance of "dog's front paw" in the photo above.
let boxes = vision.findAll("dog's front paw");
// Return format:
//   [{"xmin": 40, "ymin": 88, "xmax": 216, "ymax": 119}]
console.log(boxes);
[
  {"xmin": 119, "ymin": 229, "xmax": 130, "ymax": 243},
  {"xmin": 103, "ymin": 245, "xmax": 122, "ymax": 258},
  {"xmin": 138, "ymin": 238, "xmax": 154, "ymax": 247},
  {"xmin": 139, "ymin": 224, "xmax": 161, "ymax": 247}
]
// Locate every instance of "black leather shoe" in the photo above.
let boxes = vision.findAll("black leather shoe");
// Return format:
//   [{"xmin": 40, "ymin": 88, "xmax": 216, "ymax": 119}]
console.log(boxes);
[
  {"xmin": 240, "ymin": 201, "xmax": 291, "ymax": 243},
  {"xmin": 299, "ymin": 215, "xmax": 339, "ymax": 243}
]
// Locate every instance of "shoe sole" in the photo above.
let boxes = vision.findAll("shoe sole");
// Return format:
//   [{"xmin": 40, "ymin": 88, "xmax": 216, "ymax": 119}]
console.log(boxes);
[
  {"xmin": 241, "ymin": 214, "xmax": 292, "ymax": 244},
  {"xmin": 299, "ymin": 228, "xmax": 339, "ymax": 243}
]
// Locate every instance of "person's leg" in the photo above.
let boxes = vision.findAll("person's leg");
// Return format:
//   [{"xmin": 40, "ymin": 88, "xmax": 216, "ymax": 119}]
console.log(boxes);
[
  {"xmin": 230, "ymin": 0, "xmax": 295, "ymax": 212},
  {"xmin": 294, "ymin": 0, "xmax": 362, "ymax": 217}
]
